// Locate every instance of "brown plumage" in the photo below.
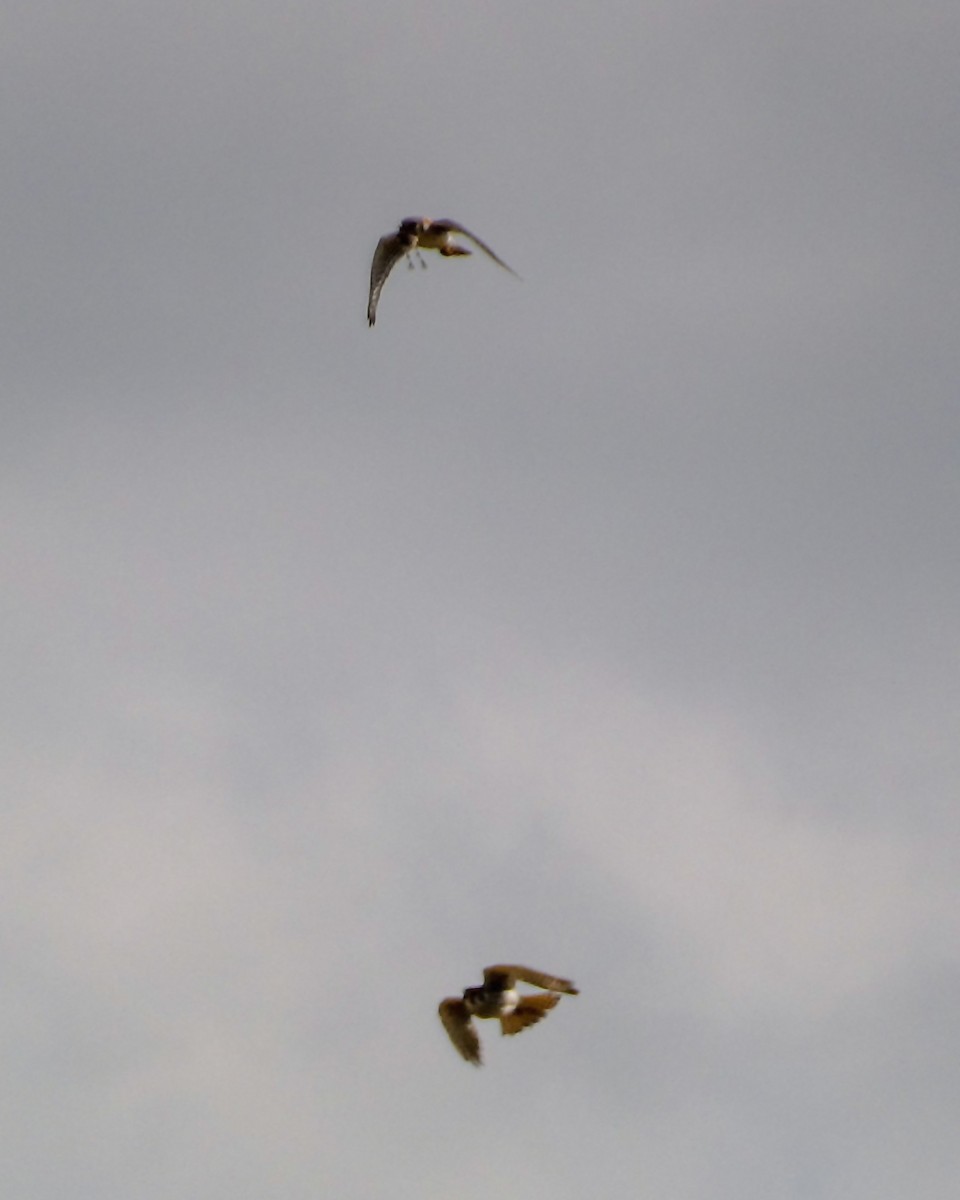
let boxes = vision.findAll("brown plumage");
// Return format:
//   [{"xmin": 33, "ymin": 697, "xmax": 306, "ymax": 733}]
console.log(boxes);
[{"xmin": 438, "ymin": 964, "xmax": 578, "ymax": 1066}]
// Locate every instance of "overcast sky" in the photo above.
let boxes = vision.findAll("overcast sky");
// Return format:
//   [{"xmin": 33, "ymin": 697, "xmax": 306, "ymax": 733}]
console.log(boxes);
[{"xmin": 3, "ymin": 2, "xmax": 959, "ymax": 1198}]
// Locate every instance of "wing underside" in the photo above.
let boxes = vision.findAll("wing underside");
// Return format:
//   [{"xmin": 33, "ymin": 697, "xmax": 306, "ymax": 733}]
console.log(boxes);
[
  {"xmin": 439, "ymin": 997, "xmax": 482, "ymax": 1065},
  {"xmin": 433, "ymin": 220, "xmax": 520, "ymax": 278},
  {"xmin": 367, "ymin": 233, "xmax": 406, "ymax": 325}
]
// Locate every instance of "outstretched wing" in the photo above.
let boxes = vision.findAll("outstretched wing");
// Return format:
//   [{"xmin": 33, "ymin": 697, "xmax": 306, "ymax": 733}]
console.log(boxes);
[
  {"xmin": 367, "ymin": 233, "xmax": 406, "ymax": 326},
  {"xmin": 438, "ymin": 998, "xmax": 482, "ymax": 1065},
  {"xmin": 433, "ymin": 220, "xmax": 521, "ymax": 278},
  {"xmin": 483, "ymin": 965, "xmax": 579, "ymax": 994},
  {"xmin": 499, "ymin": 992, "xmax": 561, "ymax": 1037}
]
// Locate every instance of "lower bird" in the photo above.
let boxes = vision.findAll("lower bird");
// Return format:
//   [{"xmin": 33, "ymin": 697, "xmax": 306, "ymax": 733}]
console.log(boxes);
[
  {"xmin": 438, "ymin": 964, "xmax": 578, "ymax": 1066},
  {"xmin": 367, "ymin": 217, "xmax": 519, "ymax": 326}
]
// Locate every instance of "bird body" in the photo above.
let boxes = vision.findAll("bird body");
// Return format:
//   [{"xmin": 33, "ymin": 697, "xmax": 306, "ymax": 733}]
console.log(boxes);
[
  {"xmin": 461, "ymin": 983, "xmax": 519, "ymax": 1019},
  {"xmin": 438, "ymin": 964, "xmax": 578, "ymax": 1065},
  {"xmin": 367, "ymin": 217, "xmax": 519, "ymax": 325}
]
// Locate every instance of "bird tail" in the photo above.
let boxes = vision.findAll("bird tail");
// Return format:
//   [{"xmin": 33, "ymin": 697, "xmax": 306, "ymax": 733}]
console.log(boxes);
[{"xmin": 499, "ymin": 992, "xmax": 561, "ymax": 1036}]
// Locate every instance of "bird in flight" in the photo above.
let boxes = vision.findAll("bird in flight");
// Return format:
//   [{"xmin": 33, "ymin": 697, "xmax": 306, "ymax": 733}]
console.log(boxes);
[
  {"xmin": 438, "ymin": 964, "xmax": 578, "ymax": 1066},
  {"xmin": 367, "ymin": 217, "xmax": 519, "ymax": 326}
]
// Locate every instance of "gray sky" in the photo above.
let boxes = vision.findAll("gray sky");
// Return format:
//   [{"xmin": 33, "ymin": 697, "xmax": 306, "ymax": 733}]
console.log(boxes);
[{"xmin": 3, "ymin": 2, "xmax": 959, "ymax": 1197}]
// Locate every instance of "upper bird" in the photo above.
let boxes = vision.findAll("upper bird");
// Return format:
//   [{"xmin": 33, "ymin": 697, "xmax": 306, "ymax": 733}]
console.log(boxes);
[
  {"xmin": 367, "ymin": 217, "xmax": 519, "ymax": 326},
  {"xmin": 438, "ymin": 964, "xmax": 578, "ymax": 1066}
]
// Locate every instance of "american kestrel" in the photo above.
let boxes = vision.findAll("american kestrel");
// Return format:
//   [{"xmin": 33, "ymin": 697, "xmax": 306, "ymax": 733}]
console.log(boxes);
[
  {"xmin": 367, "ymin": 217, "xmax": 519, "ymax": 326},
  {"xmin": 438, "ymin": 964, "xmax": 578, "ymax": 1066}
]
